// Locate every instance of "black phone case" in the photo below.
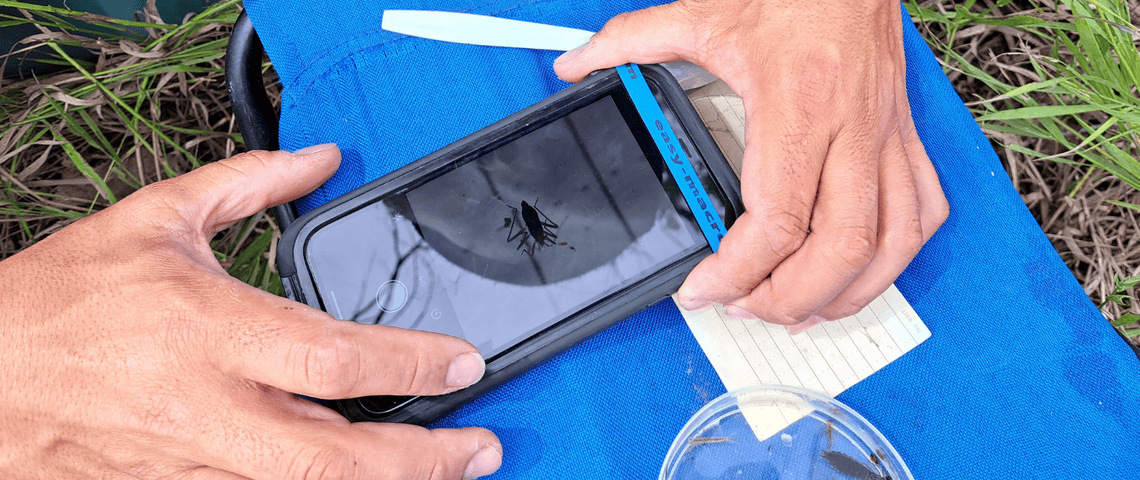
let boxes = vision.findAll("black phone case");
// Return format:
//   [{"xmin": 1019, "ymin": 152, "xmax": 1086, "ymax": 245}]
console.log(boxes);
[{"xmin": 276, "ymin": 65, "xmax": 744, "ymax": 424}]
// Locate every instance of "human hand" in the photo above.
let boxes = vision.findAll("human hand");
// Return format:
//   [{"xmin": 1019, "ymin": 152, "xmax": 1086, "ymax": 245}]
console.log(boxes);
[
  {"xmin": 0, "ymin": 145, "xmax": 501, "ymax": 479},
  {"xmin": 554, "ymin": 0, "xmax": 949, "ymax": 331}
]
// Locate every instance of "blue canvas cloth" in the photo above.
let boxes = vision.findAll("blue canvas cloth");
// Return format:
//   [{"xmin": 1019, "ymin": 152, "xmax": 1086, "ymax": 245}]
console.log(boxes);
[{"xmin": 242, "ymin": 1, "xmax": 1140, "ymax": 477}]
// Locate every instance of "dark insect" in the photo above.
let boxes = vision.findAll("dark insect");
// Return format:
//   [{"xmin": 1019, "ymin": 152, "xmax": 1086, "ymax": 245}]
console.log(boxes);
[
  {"xmin": 505, "ymin": 199, "xmax": 559, "ymax": 256},
  {"xmin": 820, "ymin": 450, "xmax": 891, "ymax": 480}
]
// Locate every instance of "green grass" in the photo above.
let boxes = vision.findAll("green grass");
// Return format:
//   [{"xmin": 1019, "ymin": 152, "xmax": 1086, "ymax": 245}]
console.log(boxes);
[
  {"xmin": 908, "ymin": 0, "xmax": 1140, "ymax": 339},
  {"xmin": 0, "ymin": 0, "xmax": 281, "ymax": 294},
  {"xmin": 908, "ymin": 0, "xmax": 1139, "ymax": 198},
  {"xmin": 1105, "ymin": 275, "xmax": 1140, "ymax": 338}
]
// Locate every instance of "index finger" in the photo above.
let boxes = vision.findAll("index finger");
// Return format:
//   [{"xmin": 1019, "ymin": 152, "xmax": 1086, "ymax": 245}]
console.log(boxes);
[
  {"xmin": 209, "ymin": 281, "xmax": 485, "ymax": 400},
  {"xmin": 552, "ymin": 3, "xmax": 695, "ymax": 82}
]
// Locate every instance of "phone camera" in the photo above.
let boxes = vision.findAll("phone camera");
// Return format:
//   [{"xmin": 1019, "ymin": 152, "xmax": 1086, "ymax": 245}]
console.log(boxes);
[{"xmin": 375, "ymin": 280, "xmax": 409, "ymax": 313}]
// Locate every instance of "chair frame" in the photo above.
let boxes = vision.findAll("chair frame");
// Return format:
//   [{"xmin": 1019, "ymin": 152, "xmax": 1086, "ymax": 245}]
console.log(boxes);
[{"xmin": 225, "ymin": 11, "xmax": 297, "ymax": 229}]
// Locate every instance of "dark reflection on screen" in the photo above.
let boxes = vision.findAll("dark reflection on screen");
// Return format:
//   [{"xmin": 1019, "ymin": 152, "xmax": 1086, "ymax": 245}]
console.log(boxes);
[{"xmin": 306, "ymin": 96, "xmax": 704, "ymax": 358}]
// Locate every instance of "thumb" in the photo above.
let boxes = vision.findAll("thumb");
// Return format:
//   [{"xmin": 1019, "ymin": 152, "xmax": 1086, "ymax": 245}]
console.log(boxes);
[
  {"xmin": 163, "ymin": 144, "xmax": 340, "ymax": 233},
  {"xmin": 553, "ymin": 3, "xmax": 695, "ymax": 82}
]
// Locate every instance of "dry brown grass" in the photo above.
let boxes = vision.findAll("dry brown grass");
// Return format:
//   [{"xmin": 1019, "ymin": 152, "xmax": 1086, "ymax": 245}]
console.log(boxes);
[
  {"xmin": 0, "ymin": 0, "xmax": 280, "ymax": 276},
  {"xmin": 0, "ymin": 0, "xmax": 1137, "ymax": 343}
]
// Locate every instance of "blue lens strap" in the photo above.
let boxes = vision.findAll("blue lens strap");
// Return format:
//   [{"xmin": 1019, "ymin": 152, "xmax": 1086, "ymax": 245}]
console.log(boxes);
[{"xmin": 617, "ymin": 64, "xmax": 726, "ymax": 252}]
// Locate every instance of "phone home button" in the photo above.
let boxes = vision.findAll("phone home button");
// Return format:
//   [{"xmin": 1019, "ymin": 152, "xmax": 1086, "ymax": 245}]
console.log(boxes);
[{"xmin": 375, "ymin": 280, "xmax": 409, "ymax": 312}]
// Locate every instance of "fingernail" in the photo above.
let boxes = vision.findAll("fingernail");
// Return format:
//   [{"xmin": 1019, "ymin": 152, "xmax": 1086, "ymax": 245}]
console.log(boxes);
[
  {"xmin": 724, "ymin": 305, "xmax": 758, "ymax": 320},
  {"xmin": 446, "ymin": 352, "xmax": 486, "ymax": 388},
  {"xmin": 554, "ymin": 43, "xmax": 588, "ymax": 65},
  {"xmin": 787, "ymin": 315, "xmax": 827, "ymax": 335},
  {"xmin": 292, "ymin": 143, "xmax": 337, "ymax": 156},
  {"xmin": 679, "ymin": 296, "xmax": 714, "ymax": 311},
  {"xmin": 464, "ymin": 446, "xmax": 503, "ymax": 479}
]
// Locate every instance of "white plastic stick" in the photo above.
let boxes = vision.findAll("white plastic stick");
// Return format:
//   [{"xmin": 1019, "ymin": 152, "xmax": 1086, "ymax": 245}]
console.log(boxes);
[
  {"xmin": 381, "ymin": 10, "xmax": 720, "ymax": 90},
  {"xmin": 382, "ymin": 10, "xmax": 594, "ymax": 51}
]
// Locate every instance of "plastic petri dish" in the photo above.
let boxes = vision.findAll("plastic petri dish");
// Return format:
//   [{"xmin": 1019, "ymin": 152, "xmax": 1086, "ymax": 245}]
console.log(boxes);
[{"xmin": 660, "ymin": 385, "xmax": 912, "ymax": 480}]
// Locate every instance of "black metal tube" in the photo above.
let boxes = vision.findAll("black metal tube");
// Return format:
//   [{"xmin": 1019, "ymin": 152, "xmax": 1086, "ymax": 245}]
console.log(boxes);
[{"xmin": 225, "ymin": 11, "xmax": 297, "ymax": 229}]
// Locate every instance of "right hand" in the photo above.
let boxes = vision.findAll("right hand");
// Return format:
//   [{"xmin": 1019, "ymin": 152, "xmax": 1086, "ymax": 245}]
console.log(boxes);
[
  {"xmin": 554, "ymin": 0, "xmax": 949, "ymax": 332},
  {"xmin": 0, "ymin": 144, "xmax": 502, "ymax": 479}
]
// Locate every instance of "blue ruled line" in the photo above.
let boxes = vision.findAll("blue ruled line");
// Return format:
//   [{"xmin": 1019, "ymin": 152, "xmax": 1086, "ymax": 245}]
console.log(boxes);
[{"xmin": 617, "ymin": 64, "xmax": 726, "ymax": 252}]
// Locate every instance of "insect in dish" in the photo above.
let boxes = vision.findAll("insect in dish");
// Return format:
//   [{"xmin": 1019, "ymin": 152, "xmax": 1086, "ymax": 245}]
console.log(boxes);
[
  {"xmin": 683, "ymin": 436, "xmax": 735, "ymax": 454},
  {"xmin": 820, "ymin": 450, "xmax": 892, "ymax": 480}
]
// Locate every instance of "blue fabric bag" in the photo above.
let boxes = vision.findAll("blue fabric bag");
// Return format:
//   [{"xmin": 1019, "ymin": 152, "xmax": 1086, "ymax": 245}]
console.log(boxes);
[{"xmin": 242, "ymin": 0, "xmax": 1140, "ymax": 477}]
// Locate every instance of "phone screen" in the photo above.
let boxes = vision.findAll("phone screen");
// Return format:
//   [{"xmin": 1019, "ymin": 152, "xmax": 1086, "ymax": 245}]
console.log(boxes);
[{"xmin": 304, "ymin": 91, "xmax": 728, "ymax": 359}]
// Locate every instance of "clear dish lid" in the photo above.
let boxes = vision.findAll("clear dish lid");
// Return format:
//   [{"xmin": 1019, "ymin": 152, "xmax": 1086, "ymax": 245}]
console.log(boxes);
[{"xmin": 661, "ymin": 385, "xmax": 912, "ymax": 480}]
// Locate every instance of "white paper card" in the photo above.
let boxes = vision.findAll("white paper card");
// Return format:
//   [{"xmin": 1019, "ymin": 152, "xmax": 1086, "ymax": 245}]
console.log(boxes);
[{"xmin": 672, "ymin": 285, "xmax": 930, "ymax": 398}]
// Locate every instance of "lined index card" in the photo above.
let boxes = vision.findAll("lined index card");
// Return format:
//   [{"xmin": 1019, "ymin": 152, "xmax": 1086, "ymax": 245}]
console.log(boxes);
[{"xmin": 672, "ymin": 284, "xmax": 929, "ymax": 398}]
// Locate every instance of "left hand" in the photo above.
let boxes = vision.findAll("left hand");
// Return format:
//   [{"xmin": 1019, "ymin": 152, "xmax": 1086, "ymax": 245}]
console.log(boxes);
[
  {"xmin": 553, "ymin": 0, "xmax": 948, "ymax": 331},
  {"xmin": 0, "ymin": 146, "xmax": 501, "ymax": 479}
]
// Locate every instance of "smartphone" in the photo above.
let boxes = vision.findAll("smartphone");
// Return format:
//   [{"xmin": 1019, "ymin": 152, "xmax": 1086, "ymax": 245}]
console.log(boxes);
[{"xmin": 276, "ymin": 64, "xmax": 744, "ymax": 424}]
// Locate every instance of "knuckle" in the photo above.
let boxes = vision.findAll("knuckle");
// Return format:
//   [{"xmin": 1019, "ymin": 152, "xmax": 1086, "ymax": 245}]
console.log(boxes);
[
  {"xmin": 691, "ymin": 14, "xmax": 740, "ymax": 64},
  {"xmin": 222, "ymin": 150, "xmax": 275, "ymax": 172},
  {"xmin": 719, "ymin": 276, "xmax": 757, "ymax": 300},
  {"xmin": 193, "ymin": 151, "xmax": 275, "ymax": 195},
  {"xmin": 133, "ymin": 178, "xmax": 193, "ymax": 204},
  {"xmin": 390, "ymin": 344, "xmax": 434, "ymax": 394},
  {"xmin": 594, "ymin": 11, "xmax": 631, "ymax": 44},
  {"xmin": 762, "ymin": 207, "xmax": 810, "ymax": 259},
  {"xmin": 299, "ymin": 330, "xmax": 361, "ymax": 398},
  {"xmin": 884, "ymin": 214, "xmax": 925, "ymax": 256},
  {"xmin": 827, "ymin": 224, "xmax": 877, "ymax": 274},
  {"xmin": 288, "ymin": 444, "xmax": 359, "ymax": 480}
]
